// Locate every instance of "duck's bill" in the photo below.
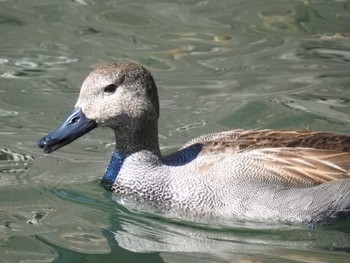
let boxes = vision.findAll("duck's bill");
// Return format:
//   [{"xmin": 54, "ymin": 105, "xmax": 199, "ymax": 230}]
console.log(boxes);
[{"xmin": 38, "ymin": 108, "xmax": 97, "ymax": 154}]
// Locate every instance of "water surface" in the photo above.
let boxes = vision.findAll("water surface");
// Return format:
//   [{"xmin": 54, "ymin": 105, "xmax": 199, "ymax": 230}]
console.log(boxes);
[{"xmin": 1, "ymin": 0, "xmax": 350, "ymax": 262}]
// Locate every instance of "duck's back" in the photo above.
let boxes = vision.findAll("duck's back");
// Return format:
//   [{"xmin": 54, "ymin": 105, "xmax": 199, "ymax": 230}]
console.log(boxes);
[
  {"xmin": 158, "ymin": 129, "xmax": 350, "ymax": 223},
  {"xmin": 183, "ymin": 129, "xmax": 350, "ymax": 152},
  {"xmin": 167, "ymin": 129, "xmax": 350, "ymax": 186}
]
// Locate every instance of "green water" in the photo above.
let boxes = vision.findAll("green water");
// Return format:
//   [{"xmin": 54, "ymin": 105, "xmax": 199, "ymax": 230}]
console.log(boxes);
[{"xmin": 1, "ymin": 0, "xmax": 350, "ymax": 262}]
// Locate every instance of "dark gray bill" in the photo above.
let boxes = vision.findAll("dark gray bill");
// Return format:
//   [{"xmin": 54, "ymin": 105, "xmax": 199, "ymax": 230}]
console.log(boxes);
[{"xmin": 38, "ymin": 108, "xmax": 97, "ymax": 154}]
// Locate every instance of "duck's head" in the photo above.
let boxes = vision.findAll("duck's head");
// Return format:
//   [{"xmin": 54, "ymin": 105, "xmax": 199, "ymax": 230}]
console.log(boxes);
[{"xmin": 38, "ymin": 62, "xmax": 159, "ymax": 154}]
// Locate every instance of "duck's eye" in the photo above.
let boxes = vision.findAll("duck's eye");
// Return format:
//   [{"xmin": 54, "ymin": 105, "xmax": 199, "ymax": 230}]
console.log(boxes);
[{"xmin": 104, "ymin": 84, "xmax": 117, "ymax": 93}]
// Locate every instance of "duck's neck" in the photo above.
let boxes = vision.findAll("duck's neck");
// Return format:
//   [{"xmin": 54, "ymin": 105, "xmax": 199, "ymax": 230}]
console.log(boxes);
[
  {"xmin": 113, "ymin": 121, "xmax": 161, "ymax": 157},
  {"xmin": 100, "ymin": 121, "xmax": 160, "ymax": 190}
]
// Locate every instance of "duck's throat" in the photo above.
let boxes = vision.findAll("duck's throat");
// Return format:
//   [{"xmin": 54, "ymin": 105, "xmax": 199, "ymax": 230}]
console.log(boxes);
[
  {"xmin": 113, "ymin": 123, "xmax": 161, "ymax": 156},
  {"xmin": 100, "ymin": 151, "xmax": 125, "ymax": 191}
]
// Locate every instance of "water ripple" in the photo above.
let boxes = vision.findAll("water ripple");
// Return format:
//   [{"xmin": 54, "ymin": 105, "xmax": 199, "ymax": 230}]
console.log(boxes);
[
  {"xmin": 0, "ymin": 148, "xmax": 33, "ymax": 183},
  {"xmin": 0, "ymin": 42, "xmax": 78, "ymax": 79}
]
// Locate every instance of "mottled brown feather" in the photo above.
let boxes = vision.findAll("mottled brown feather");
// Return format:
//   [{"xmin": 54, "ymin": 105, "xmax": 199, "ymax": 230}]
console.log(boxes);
[
  {"xmin": 184, "ymin": 129, "xmax": 350, "ymax": 151},
  {"xmin": 183, "ymin": 129, "xmax": 350, "ymax": 186}
]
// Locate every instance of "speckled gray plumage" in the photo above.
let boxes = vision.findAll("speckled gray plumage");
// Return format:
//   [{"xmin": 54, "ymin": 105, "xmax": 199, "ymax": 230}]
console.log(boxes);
[
  {"xmin": 57, "ymin": 62, "xmax": 350, "ymax": 224},
  {"xmin": 109, "ymin": 147, "xmax": 350, "ymax": 224}
]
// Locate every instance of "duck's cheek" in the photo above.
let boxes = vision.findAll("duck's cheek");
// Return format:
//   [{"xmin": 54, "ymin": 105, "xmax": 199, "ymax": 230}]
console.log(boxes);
[
  {"xmin": 77, "ymin": 103, "xmax": 100, "ymax": 123},
  {"xmin": 97, "ymin": 113, "xmax": 124, "ymax": 128}
]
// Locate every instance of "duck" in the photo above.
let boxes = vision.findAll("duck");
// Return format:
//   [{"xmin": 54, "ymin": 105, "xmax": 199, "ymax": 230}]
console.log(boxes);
[{"xmin": 38, "ymin": 62, "xmax": 350, "ymax": 225}]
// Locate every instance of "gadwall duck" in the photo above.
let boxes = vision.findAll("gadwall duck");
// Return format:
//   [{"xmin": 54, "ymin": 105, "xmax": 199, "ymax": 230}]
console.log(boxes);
[{"xmin": 38, "ymin": 62, "xmax": 350, "ymax": 225}]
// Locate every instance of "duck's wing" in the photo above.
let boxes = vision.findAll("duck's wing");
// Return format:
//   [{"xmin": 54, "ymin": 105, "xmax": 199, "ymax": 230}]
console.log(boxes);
[
  {"xmin": 183, "ymin": 129, "xmax": 350, "ymax": 151},
  {"xmin": 191, "ymin": 146, "xmax": 350, "ymax": 187},
  {"xmin": 181, "ymin": 129, "xmax": 350, "ymax": 187}
]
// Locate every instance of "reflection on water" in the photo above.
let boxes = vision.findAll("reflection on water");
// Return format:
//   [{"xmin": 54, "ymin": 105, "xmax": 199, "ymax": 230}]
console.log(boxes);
[
  {"xmin": 1, "ymin": 0, "xmax": 350, "ymax": 262},
  {"xmin": 111, "ymin": 204, "xmax": 350, "ymax": 263}
]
